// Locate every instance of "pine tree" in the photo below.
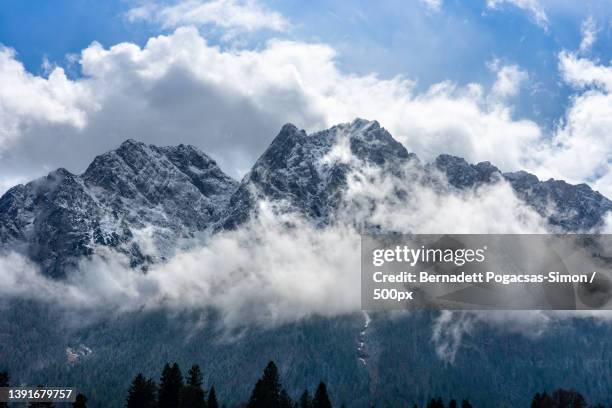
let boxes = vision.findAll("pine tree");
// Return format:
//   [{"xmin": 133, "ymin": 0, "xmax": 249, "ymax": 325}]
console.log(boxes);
[
  {"xmin": 180, "ymin": 365, "xmax": 206, "ymax": 408},
  {"xmin": 551, "ymin": 389, "xmax": 587, "ymax": 408},
  {"xmin": 531, "ymin": 392, "xmax": 554, "ymax": 408},
  {"xmin": 247, "ymin": 361, "xmax": 282, "ymax": 408},
  {"xmin": 207, "ymin": 386, "xmax": 219, "ymax": 408},
  {"xmin": 158, "ymin": 363, "xmax": 184, "ymax": 408},
  {"xmin": 0, "ymin": 372, "xmax": 8, "ymax": 408},
  {"xmin": 299, "ymin": 389, "xmax": 313, "ymax": 408},
  {"xmin": 312, "ymin": 382, "xmax": 332, "ymax": 408},
  {"xmin": 126, "ymin": 373, "xmax": 157, "ymax": 408},
  {"xmin": 279, "ymin": 389, "xmax": 294, "ymax": 408},
  {"xmin": 73, "ymin": 393, "xmax": 87, "ymax": 408},
  {"xmin": 187, "ymin": 365, "xmax": 204, "ymax": 388}
]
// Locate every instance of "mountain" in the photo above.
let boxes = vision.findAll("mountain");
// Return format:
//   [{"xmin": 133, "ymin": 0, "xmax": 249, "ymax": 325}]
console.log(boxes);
[
  {"xmin": 219, "ymin": 119, "xmax": 415, "ymax": 229},
  {"xmin": 220, "ymin": 119, "xmax": 611, "ymax": 232},
  {"xmin": 1, "ymin": 119, "xmax": 612, "ymax": 278},
  {"xmin": 1, "ymin": 119, "xmax": 612, "ymax": 408},
  {"xmin": 0, "ymin": 140, "xmax": 237, "ymax": 277},
  {"xmin": 0, "ymin": 119, "xmax": 612, "ymax": 277},
  {"xmin": 434, "ymin": 154, "xmax": 612, "ymax": 231}
]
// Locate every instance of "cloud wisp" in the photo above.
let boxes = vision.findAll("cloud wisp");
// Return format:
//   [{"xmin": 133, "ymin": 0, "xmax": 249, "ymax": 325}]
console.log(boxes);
[{"xmin": 126, "ymin": 0, "xmax": 290, "ymax": 33}]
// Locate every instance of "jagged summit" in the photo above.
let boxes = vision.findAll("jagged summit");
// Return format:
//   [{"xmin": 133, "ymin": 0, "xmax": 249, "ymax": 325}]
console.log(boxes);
[
  {"xmin": 218, "ymin": 119, "xmax": 414, "ymax": 229},
  {"xmin": 0, "ymin": 139, "xmax": 238, "ymax": 278},
  {"xmin": 1, "ymin": 121, "xmax": 611, "ymax": 277}
]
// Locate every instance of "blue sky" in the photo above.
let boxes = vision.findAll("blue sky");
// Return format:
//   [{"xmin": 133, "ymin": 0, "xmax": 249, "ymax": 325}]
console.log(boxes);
[
  {"xmin": 0, "ymin": 0, "xmax": 610, "ymax": 198},
  {"xmin": 1, "ymin": 0, "xmax": 610, "ymax": 127}
]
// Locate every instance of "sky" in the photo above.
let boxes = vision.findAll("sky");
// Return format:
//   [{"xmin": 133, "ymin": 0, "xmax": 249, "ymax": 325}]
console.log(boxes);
[{"xmin": 0, "ymin": 0, "xmax": 611, "ymax": 197}]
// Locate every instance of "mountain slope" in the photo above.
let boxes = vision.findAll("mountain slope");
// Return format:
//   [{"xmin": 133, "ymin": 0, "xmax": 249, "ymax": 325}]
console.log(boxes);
[
  {"xmin": 0, "ymin": 140, "xmax": 238, "ymax": 277},
  {"xmin": 218, "ymin": 119, "xmax": 415, "ymax": 229},
  {"xmin": 220, "ymin": 119, "xmax": 611, "ymax": 231},
  {"xmin": 1, "ymin": 118, "xmax": 611, "ymax": 276}
]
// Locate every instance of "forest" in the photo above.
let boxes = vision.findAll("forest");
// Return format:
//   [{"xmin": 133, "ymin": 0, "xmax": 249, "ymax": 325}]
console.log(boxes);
[{"xmin": 0, "ymin": 364, "xmax": 607, "ymax": 408}]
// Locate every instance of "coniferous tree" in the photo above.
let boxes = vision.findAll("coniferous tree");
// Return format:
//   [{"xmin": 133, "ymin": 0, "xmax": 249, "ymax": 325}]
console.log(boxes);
[
  {"xmin": 158, "ymin": 363, "xmax": 184, "ymax": 408},
  {"xmin": 126, "ymin": 374, "xmax": 157, "ymax": 408},
  {"xmin": 0, "ymin": 372, "xmax": 8, "ymax": 408},
  {"xmin": 427, "ymin": 398, "xmax": 442, "ymax": 408},
  {"xmin": 531, "ymin": 393, "xmax": 542, "ymax": 408},
  {"xmin": 73, "ymin": 393, "xmax": 87, "ymax": 408},
  {"xmin": 551, "ymin": 389, "xmax": 587, "ymax": 408},
  {"xmin": 460, "ymin": 399, "xmax": 472, "ymax": 408},
  {"xmin": 247, "ymin": 361, "xmax": 282, "ymax": 408},
  {"xmin": 180, "ymin": 365, "xmax": 206, "ymax": 408},
  {"xmin": 449, "ymin": 400, "xmax": 457, "ymax": 408},
  {"xmin": 207, "ymin": 386, "xmax": 219, "ymax": 408},
  {"xmin": 531, "ymin": 392, "xmax": 554, "ymax": 408},
  {"xmin": 187, "ymin": 365, "xmax": 203, "ymax": 388},
  {"xmin": 312, "ymin": 382, "xmax": 332, "ymax": 408},
  {"xmin": 279, "ymin": 389, "xmax": 294, "ymax": 408},
  {"xmin": 299, "ymin": 389, "xmax": 313, "ymax": 408}
]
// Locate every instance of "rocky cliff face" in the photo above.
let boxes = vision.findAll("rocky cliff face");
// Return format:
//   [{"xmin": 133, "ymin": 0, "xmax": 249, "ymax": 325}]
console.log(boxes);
[
  {"xmin": 1, "ymin": 119, "xmax": 610, "ymax": 277},
  {"xmin": 0, "ymin": 140, "xmax": 238, "ymax": 277}
]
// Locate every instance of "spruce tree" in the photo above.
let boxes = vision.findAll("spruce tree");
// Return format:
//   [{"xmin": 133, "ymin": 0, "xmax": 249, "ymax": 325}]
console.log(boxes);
[
  {"xmin": 247, "ymin": 361, "xmax": 282, "ymax": 408},
  {"xmin": 551, "ymin": 389, "xmax": 587, "ymax": 408},
  {"xmin": 312, "ymin": 382, "xmax": 332, "ymax": 408},
  {"xmin": 180, "ymin": 365, "xmax": 206, "ymax": 408},
  {"xmin": 460, "ymin": 399, "xmax": 472, "ymax": 408},
  {"xmin": 187, "ymin": 365, "xmax": 204, "ymax": 388},
  {"xmin": 279, "ymin": 389, "xmax": 294, "ymax": 408},
  {"xmin": 207, "ymin": 386, "xmax": 219, "ymax": 408},
  {"xmin": 158, "ymin": 363, "xmax": 184, "ymax": 408},
  {"xmin": 73, "ymin": 393, "xmax": 87, "ymax": 408},
  {"xmin": 126, "ymin": 373, "xmax": 157, "ymax": 408},
  {"xmin": 299, "ymin": 389, "xmax": 313, "ymax": 408}
]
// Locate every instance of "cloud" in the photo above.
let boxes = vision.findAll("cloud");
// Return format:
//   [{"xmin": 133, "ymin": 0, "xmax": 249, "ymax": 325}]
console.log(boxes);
[
  {"xmin": 0, "ymin": 27, "xmax": 544, "ymax": 195},
  {"xmin": 419, "ymin": 0, "xmax": 443, "ymax": 12},
  {"xmin": 126, "ymin": 0, "xmax": 290, "ymax": 33},
  {"xmin": 0, "ymin": 153, "xmax": 553, "ymax": 328},
  {"xmin": 488, "ymin": 60, "xmax": 529, "ymax": 100},
  {"xmin": 0, "ymin": 26, "xmax": 609, "ymax": 205},
  {"xmin": 525, "ymin": 51, "xmax": 612, "ymax": 197},
  {"xmin": 486, "ymin": 0, "xmax": 548, "ymax": 29},
  {"xmin": 0, "ymin": 46, "xmax": 93, "ymax": 154},
  {"xmin": 579, "ymin": 16, "xmax": 598, "ymax": 53}
]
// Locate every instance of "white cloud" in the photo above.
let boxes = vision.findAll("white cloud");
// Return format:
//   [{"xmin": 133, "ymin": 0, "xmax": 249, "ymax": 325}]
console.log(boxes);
[
  {"xmin": 579, "ymin": 16, "xmax": 598, "ymax": 53},
  {"xmin": 486, "ymin": 0, "xmax": 548, "ymax": 29},
  {"xmin": 558, "ymin": 50, "xmax": 612, "ymax": 92},
  {"xmin": 419, "ymin": 0, "xmax": 443, "ymax": 12},
  {"xmin": 0, "ymin": 27, "xmax": 546, "ymax": 195},
  {"xmin": 526, "ymin": 51, "xmax": 612, "ymax": 197},
  {"xmin": 0, "ymin": 46, "xmax": 93, "ymax": 154},
  {"xmin": 126, "ymin": 0, "xmax": 290, "ymax": 33},
  {"xmin": 0, "ymin": 156, "xmax": 552, "ymax": 328},
  {"xmin": 488, "ymin": 60, "xmax": 529, "ymax": 100},
  {"xmin": 0, "ymin": 26, "xmax": 609, "ymax": 203}
]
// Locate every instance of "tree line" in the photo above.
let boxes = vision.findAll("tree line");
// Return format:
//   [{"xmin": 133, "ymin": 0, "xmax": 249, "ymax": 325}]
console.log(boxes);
[{"xmin": 0, "ymin": 367, "xmax": 609, "ymax": 407}]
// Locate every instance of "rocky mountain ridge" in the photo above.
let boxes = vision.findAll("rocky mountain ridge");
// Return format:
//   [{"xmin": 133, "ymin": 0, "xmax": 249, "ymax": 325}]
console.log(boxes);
[{"xmin": 1, "ymin": 119, "xmax": 610, "ymax": 277}]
